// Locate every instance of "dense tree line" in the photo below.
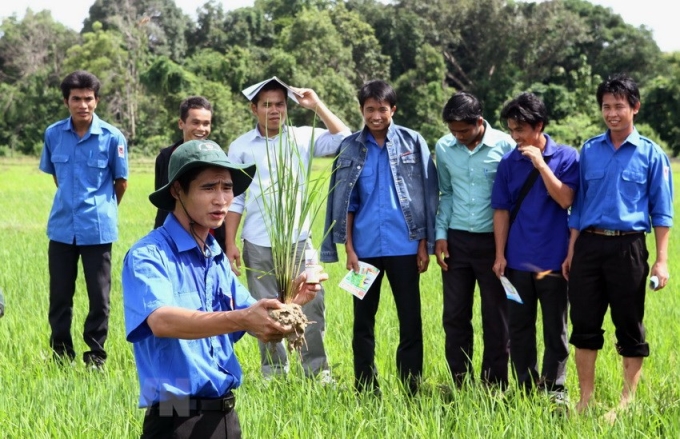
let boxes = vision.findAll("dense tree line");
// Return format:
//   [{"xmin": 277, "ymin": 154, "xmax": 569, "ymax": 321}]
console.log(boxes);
[{"xmin": 1, "ymin": 0, "xmax": 679, "ymax": 156}]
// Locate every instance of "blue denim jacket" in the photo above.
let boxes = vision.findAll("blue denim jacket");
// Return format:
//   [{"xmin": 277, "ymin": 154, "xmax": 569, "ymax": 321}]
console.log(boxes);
[{"xmin": 321, "ymin": 124, "xmax": 439, "ymax": 262}]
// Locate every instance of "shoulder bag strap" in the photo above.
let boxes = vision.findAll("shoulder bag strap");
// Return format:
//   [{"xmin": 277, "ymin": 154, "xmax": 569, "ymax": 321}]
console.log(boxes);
[{"xmin": 509, "ymin": 155, "xmax": 552, "ymax": 226}]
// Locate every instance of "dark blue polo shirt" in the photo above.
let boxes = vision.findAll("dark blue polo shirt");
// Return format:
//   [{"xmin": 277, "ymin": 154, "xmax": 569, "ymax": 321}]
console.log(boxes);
[{"xmin": 491, "ymin": 135, "xmax": 579, "ymax": 272}]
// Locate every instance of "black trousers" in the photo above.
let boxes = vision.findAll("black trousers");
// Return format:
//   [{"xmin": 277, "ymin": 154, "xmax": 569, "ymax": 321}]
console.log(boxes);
[
  {"xmin": 141, "ymin": 408, "xmax": 241, "ymax": 439},
  {"xmin": 353, "ymin": 255, "xmax": 423, "ymax": 393},
  {"xmin": 442, "ymin": 230, "xmax": 509, "ymax": 386},
  {"xmin": 48, "ymin": 240, "xmax": 111, "ymax": 363},
  {"xmin": 505, "ymin": 268, "xmax": 568, "ymax": 391},
  {"xmin": 568, "ymin": 232, "xmax": 649, "ymax": 357}
]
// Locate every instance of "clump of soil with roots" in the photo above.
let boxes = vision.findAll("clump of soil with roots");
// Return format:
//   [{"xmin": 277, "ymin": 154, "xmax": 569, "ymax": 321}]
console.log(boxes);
[{"xmin": 269, "ymin": 303, "xmax": 312, "ymax": 351}]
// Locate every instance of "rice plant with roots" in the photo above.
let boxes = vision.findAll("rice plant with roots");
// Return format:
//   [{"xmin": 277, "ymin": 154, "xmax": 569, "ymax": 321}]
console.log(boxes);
[{"xmin": 254, "ymin": 116, "xmax": 337, "ymax": 351}]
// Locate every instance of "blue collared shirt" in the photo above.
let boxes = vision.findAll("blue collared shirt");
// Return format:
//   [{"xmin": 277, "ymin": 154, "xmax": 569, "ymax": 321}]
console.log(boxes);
[
  {"xmin": 122, "ymin": 214, "xmax": 257, "ymax": 408},
  {"xmin": 569, "ymin": 129, "xmax": 673, "ymax": 232},
  {"xmin": 349, "ymin": 132, "xmax": 419, "ymax": 258},
  {"xmin": 435, "ymin": 121, "xmax": 515, "ymax": 237},
  {"xmin": 492, "ymin": 135, "xmax": 579, "ymax": 271},
  {"xmin": 39, "ymin": 114, "xmax": 128, "ymax": 245}
]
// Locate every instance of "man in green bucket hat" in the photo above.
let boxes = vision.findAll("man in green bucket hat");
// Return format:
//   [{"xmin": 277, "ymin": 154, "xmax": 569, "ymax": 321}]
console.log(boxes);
[{"xmin": 122, "ymin": 139, "xmax": 327, "ymax": 438}]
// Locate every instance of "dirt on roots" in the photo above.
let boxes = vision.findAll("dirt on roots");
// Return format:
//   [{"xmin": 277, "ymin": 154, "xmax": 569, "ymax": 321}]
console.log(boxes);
[{"xmin": 268, "ymin": 303, "xmax": 312, "ymax": 352}]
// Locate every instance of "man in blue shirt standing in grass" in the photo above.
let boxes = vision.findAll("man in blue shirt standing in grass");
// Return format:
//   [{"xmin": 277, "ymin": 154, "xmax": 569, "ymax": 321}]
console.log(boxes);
[
  {"xmin": 122, "ymin": 140, "xmax": 327, "ymax": 438},
  {"xmin": 491, "ymin": 92, "xmax": 579, "ymax": 403},
  {"xmin": 39, "ymin": 70, "xmax": 128, "ymax": 368},
  {"xmin": 435, "ymin": 91, "xmax": 515, "ymax": 389},
  {"xmin": 322, "ymin": 79, "xmax": 438, "ymax": 395},
  {"xmin": 562, "ymin": 74, "xmax": 673, "ymax": 417}
]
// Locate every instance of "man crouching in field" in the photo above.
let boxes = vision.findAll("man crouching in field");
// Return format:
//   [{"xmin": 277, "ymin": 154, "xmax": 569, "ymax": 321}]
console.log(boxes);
[{"xmin": 122, "ymin": 140, "xmax": 327, "ymax": 438}]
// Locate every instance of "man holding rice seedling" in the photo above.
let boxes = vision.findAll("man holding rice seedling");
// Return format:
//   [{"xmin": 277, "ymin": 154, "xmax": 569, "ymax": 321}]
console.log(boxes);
[
  {"xmin": 122, "ymin": 140, "xmax": 327, "ymax": 438},
  {"xmin": 491, "ymin": 92, "xmax": 579, "ymax": 404},
  {"xmin": 225, "ymin": 77, "xmax": 350, "ymax": 382},
  {"xmin": 562, "ymin": 74, "xmax": 673, "ymax": 417},
  {"xmin": 434, "ymin": 91, "xmax": 515, "ymax": 389},
  {"xmin": 39, "ymin": 70, "xmax": 128, "ymax": 368},
  {"xmin": 321, "ymin": 79, "xmax": 439, "ymax": 395}
]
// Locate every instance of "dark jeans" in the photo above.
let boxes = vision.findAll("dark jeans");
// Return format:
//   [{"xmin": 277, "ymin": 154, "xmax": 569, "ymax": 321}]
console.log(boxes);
[
  {"xmin": 442, "ymin": 230, "xmax": 509, "ymax": 387},
  {"xmin": 48, "ymin": 240, "xmax": 111, "ymax": 364},
  {"xmin": 568, "ymin": 232, "xmax": 649, "ymax": 357},
  {"xmin": 141, "ymin": 408, "xmax": 241, "ymax": 439},
  {"xmin": 353, "ymin": 255, "xmax": 423, "ymax": 393},
  {"xmin": 506, "ymin": 268, "xmax": 568, "ymax": 391}
]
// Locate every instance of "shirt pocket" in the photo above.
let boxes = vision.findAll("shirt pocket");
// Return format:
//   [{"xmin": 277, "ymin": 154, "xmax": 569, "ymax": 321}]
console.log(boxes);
[
  {"xmin": 584, "ymin": 168, "xmax": 605, "ymax": 197},
  {"xmin": 358, "ymin": 166, "xmax": 375, "ymax": 198},
  {"xmin": 620, "ymin": 170, "xmax": 646, "ymax": 202},
  {"xmin": 87, "ymin": 157, "xmax": 109, "ymax": 187}
]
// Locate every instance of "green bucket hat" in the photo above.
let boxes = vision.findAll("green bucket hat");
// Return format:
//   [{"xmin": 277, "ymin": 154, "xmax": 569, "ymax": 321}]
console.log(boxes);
[{"xmin": 149, "ymin": 140, "xmax": 256, "ymax": 211}]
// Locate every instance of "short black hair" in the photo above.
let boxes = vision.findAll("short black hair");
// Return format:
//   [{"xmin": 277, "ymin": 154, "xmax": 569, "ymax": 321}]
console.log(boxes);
[
  {"xmin": 60, "ymin": 70, "xmax": 101, "ymax": 100},
  {"xmin": 357, "ymin": 80, "xmax": 397, "ymax": 108},
  {"xmin": 500, "ymin": 92, "xmax": 549, "ymax": 131},
  {"xmin": 252, "ymin": 81, "xmax": 288, "ymax": 105},
  {"xmin": 179, "ymin": 96, "xmax": 212, "ymax": 121},
  {"xmin": 596, "ymin": 73, "xmax": 640, "ymax": 109},
  {"xmin": 442, "ymin": 91, "xmax": 482, "ymax": 124}
]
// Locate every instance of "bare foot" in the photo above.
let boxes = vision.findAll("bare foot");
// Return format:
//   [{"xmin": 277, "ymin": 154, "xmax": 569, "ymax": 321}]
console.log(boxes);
[{"xmin": 575, "ymin": 399, "xmax": 591, "ymax": 414}]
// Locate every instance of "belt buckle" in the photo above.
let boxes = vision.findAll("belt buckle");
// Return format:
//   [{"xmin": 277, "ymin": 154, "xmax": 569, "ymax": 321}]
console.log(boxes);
[
  {"xmin": 221, "ymin": 395, "xmax": 235, "ymax": 412},
  {"xmin": 603, "ymin": 229, "xmax": 617, "ymax": 236}
]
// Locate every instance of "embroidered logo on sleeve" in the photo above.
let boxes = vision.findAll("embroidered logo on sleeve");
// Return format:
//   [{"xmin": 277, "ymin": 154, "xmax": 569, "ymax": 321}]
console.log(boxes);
[
  {"xmin": 663, "ymin": 165, "xmax": 670, "ymax": 182},
  {"xmin": 118, "ymin": 144, "xmax": 125, "ymax": 158}
]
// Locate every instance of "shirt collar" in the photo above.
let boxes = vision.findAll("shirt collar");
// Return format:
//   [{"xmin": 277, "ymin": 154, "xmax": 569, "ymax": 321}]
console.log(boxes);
[
  {"xmin": 63, "ymin": 113, "xmax": 103, "ymax": 135},
  {"xmin": 511, "ymin": 133, "xmax": 557, "ymax": 161},
  {"xmin": 252, "ymin": 124, "xmax": 289, "ymax": 141},
  {"xmin": 358, "ymin": 123, "xmax": 396, "ymax": 145},
  {"xmin": 449, "ymin": 119, "xmax": 490, "ymax": 152},
  {"xmin": 605, "ymin": 127, "xmax": 642, "ymax": 148},
  {"xmin": 164, "ymin": 214, "xmax": 223, "ymax": 260}
]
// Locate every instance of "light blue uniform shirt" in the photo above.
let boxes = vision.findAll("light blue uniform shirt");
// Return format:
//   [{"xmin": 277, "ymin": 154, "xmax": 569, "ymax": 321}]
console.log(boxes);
[
  {"xmin": 435, "ymin": 121, "xmax": 514, "ymax": 238},
  {"xmin": 569, "ymin": 129, "xmax": 673, "ymax": 232},
  {"xmin": 349, "ymin": 133, "xmax": 419, "ymax": 258},
  {"xmin": 39, "ymin": 114, "xmax": 128, "ymax": 245},
  {"xmin": 122, "ymin": 214, "xmax": 257, "ymax": 408}
]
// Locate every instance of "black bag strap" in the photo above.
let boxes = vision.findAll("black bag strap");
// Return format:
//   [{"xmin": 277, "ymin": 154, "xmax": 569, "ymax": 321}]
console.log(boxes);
[{"xmin": 509, "ymin": 155, "xmax": 552, "ymax": 226}]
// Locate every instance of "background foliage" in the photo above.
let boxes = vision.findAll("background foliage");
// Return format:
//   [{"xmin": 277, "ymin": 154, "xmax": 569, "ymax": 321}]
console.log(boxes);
[{"xmin": 1, "ymin": 0, "xmax": 680, "ymax": 156}]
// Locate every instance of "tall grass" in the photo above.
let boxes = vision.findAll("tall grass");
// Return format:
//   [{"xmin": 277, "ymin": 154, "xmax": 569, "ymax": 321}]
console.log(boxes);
[{"xmin": 0, "ymin": 157, "xmax": 679, "ymax": 438}]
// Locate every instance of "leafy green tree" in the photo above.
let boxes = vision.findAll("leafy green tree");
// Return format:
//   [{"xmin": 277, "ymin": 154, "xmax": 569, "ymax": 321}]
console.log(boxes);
[
  {"xmin": 329, "ymin": 3, "xmax": 391, "ymax": 86},
  {"xmin": 561, "ymin": 0, "xmax": 664, "ymax": 83},
  {"xmin": 0, "ymin": 10, "xmax": 78, "ymax": 154},
  {"xmin": 394, "ymin": 44, "xmax": 449, "ymax": 148},
  {"xmin": 0, "ymin": 73, "xmax": 64, "ymax": 155},
  {"xmin": 0, "ymin": 10, "xmax": 78, "ymax": 84},
  {"xmin": 83, "ymin": 0, "xmax": 189, "ymax": 61},
  {"xmin": 639, "ymin": 53, "xmax": 680, "ymax": 156}
]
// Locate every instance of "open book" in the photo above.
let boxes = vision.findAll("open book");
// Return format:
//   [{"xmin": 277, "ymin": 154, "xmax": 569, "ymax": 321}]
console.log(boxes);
[
  {"xmin": 241, "ymin": 76, "xmax": 303, "ymax": 103},
  {"xmin": 338, "ymin": 261, "xmax": 380, "ymax": 300}
]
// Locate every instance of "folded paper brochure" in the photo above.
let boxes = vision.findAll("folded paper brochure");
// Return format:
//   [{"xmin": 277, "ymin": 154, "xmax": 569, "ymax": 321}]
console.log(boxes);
[{"xmin": 338, "ymin": 261, "xmax": 380, "ymax": 300}]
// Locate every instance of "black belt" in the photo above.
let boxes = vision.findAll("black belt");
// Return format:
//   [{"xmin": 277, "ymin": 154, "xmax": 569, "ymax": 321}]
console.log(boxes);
[
  {"xmin": 584, "ymin": 227, "xmax": 643, "ymax": 237},
  {"xmin": 149, "ymin": 392, "xmax": 236, "ymax": 415}
]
